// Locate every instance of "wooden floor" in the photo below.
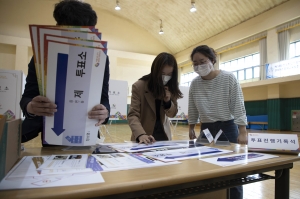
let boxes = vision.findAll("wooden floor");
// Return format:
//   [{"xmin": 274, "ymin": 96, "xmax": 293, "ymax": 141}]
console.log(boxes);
[{"xmin": 23, "ymin": 124, "xmax": 300, "ymax": 199}]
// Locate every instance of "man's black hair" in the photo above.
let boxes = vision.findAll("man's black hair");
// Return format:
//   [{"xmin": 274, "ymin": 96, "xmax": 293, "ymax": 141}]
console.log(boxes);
[{"xmin": 53, "ymin": 0, "xmax": 97, "ymax": 26}]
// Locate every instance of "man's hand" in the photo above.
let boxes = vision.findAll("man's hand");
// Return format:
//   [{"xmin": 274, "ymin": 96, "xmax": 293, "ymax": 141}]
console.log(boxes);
[
  {"xmin": 88, "ymin": 104, "xmax": 108, "ymax": 126},
  {"xmin": 237, "ymin": 126, "xmax": 248, "ymax": 144},
  {"xmin": 138, "ymin": 135, "xmax": 155, "ymax": 144},
  {"xmin": 164, "ymin": 86, "xmax": 172, "ymax": 102},
  {"xmin": 27, "ymin": 96, "xmax": 57, "ymax": 116}
]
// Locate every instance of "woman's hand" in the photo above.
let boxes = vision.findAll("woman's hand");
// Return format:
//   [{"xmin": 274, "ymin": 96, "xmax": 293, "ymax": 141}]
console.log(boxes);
[
  {"xmin": 189, "ymin": 124, "xmax": 197, "ymax": 139},
  {"xmin": 164, "ymin": 86, "xmax": 172, "ymax": 102},
  {"xmin": 237, "ymin": 126, "xmax": 248, "ymax": 145},
  {"xmin": 138, "ymin": 135, "xmax": 156, "ymax": 144}
]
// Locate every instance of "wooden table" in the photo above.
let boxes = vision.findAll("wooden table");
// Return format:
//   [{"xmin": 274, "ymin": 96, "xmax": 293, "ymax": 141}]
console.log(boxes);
[{"xmin": 0, "ymin": 144, "xmax": 299, "ymax": 199}]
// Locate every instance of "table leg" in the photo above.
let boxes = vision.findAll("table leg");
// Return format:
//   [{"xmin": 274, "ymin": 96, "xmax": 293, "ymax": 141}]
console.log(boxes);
[
  {"xmin": 227, "ymin": 188, "xmax": 230, "ymax": 199},
  {"xmin": 275, "ymin": 168, "xmax": 289, "ymax": 199}
]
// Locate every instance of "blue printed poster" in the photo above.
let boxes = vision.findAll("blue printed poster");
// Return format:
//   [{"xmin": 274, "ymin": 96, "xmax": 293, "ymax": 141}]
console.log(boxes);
[{"xmin": 143, "ymin": 146, "xmax": 233, "ymax": 162}]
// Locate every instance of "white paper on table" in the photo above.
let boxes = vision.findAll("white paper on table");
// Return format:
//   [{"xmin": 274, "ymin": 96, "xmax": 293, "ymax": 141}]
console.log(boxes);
[
  {"xmin": 6, "ymin": 156, "xmax": 91, "ymax": 177},
  {"xmin": 199, "ymin": 152, "xmax": 278, "ymax": 167},
  {"xmin": 143, "ymin": 146, "xmax": 233, "ymax": 162},
  {"xmin": 109, "ymin": 141, "xmax": 189, "ymax": 153},
  {"xmin": 0, "ymin": 156, "xmax": 104, "ymax": 190},
  {"xmin": 103, "ymin": 140, "xmax": 195, "ymax": 153},
  {"xmin": 37, "ymin": 154, "xmax": 88, "ymax": 170},
  {"xmin": 93, "ymin": 153, "xmax": 149, "ymax": 168},
  {"xmin": 90, "ymin": 154, "xmax": 180, "ymax": 172}
]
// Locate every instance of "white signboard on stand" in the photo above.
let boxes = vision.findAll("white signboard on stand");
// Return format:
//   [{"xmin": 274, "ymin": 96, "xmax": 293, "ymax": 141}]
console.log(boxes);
[
  {"xmin": 109, "ymin": 80, "xmax": 128, "ymax": 120},
  {"xmin": 0, "ymin": 69, "xmax": 24, "ymax": 120},
  {"xmin": 248, "ymin": 133, "xmax": 300, "ymax": 152}
]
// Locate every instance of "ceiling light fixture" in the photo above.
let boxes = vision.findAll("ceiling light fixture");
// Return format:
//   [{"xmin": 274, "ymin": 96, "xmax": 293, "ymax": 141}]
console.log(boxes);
[
  {"xmin": 115, "ymin": 0, "xmax": 121, "ymax": 10},
  {"xmin": 159, "ymin": 19, "xmax": 164, "ymax": 35},
  {"xmin": 190, "ymin": 0, "xmax": 197, "ymax": 12}
]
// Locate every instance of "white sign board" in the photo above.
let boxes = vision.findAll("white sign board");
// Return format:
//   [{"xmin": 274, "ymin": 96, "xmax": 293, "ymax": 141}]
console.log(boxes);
[
  {"xmin": 266, "ymin": 56, "xmax": 300, "ymax": 79},
  {"xmin": 203, "ymin": 129, "xmax": 214, "ymax": 143},
  {"xmin": 0, "ymin": 69, "xmax": 24, "ymax": 120},
  {"xmin": 44, "ymin": 41, "xmax": 106, "ymax": 146},
  {"xmin": 248, "ymin": 133, "xmax": 299, "ymax": 150},
  {"xmin": 170, "ymin": 86, "xmax": 189, "ymax": 120},
  {"xmin": 109, "ymin": 80, "xmax": 128, "ymax": 120}
]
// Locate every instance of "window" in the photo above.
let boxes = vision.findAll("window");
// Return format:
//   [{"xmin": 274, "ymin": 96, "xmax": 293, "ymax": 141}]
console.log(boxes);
[
  {"xmin": 180, "ymin": 71, "xmax": 197, "ymax": 86},
  {"xmin": 289, "ymin": 40, "xmax": 300, "ymax": 59},
  {"xmin": 220, "ymin": 53, "xmax": 260, "ymax": 81}
]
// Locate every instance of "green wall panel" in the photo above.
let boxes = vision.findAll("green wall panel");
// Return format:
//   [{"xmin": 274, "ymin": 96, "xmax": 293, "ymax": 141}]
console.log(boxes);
[
  {"xmin": 266, "ymin": 98, "xmax": 300, "ymax": 131},
  {"xmin": 244, "ymin": 100, "xmax": 267, "ymax": 116},
  {"xmin": 267, "ymin": 99, "xmax": 281, "ymax": 130}
]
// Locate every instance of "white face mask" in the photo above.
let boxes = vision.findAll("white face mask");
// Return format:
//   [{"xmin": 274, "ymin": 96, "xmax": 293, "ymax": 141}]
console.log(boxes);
[
  {"xmin": 162, "ymin": 75, "xmax": 172, "ymax": 85},
  {"xmin": 193, "ymin": 61, "xmax": 213, "ymax": 76}
]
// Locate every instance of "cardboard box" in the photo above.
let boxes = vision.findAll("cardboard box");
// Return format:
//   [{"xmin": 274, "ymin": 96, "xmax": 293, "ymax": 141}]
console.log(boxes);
[{"xmin": 0, "ymin": 115, "xmax": 21, "ymax": 181}]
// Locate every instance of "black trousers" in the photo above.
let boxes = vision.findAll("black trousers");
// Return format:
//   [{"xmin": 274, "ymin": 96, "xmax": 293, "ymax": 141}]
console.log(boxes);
[{"xmin": 152, "ymin": 121, "xmax": 168, "ymax": 141}]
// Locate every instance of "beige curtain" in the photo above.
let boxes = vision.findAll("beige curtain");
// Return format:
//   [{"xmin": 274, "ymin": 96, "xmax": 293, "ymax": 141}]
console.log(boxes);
[
  {"xmin": 277, "ymin": 17, "xmax": 300, "ymax": 32},
  {"xmin": 259, "ymin": 38, "xmax": 267, "ymax": 80},
  {"xmin": 278, "ymin": 30, "xmax": 290, "ymax": 61},
  {"xmin": 216, "ymin": 31, "xmax": 267, "ymax": 54}
]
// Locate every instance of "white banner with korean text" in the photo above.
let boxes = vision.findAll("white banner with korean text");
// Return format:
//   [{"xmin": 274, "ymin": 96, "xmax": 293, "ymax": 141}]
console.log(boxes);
[{"xmin": 266, "ymin": 56, "xmax": 300, "ymax": 79}]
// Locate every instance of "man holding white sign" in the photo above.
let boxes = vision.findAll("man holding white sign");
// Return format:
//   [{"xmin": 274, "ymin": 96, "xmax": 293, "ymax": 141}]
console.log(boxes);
[{"xmin": 20, "ymin": 0, "xmax": 110, "ymax": 145}]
